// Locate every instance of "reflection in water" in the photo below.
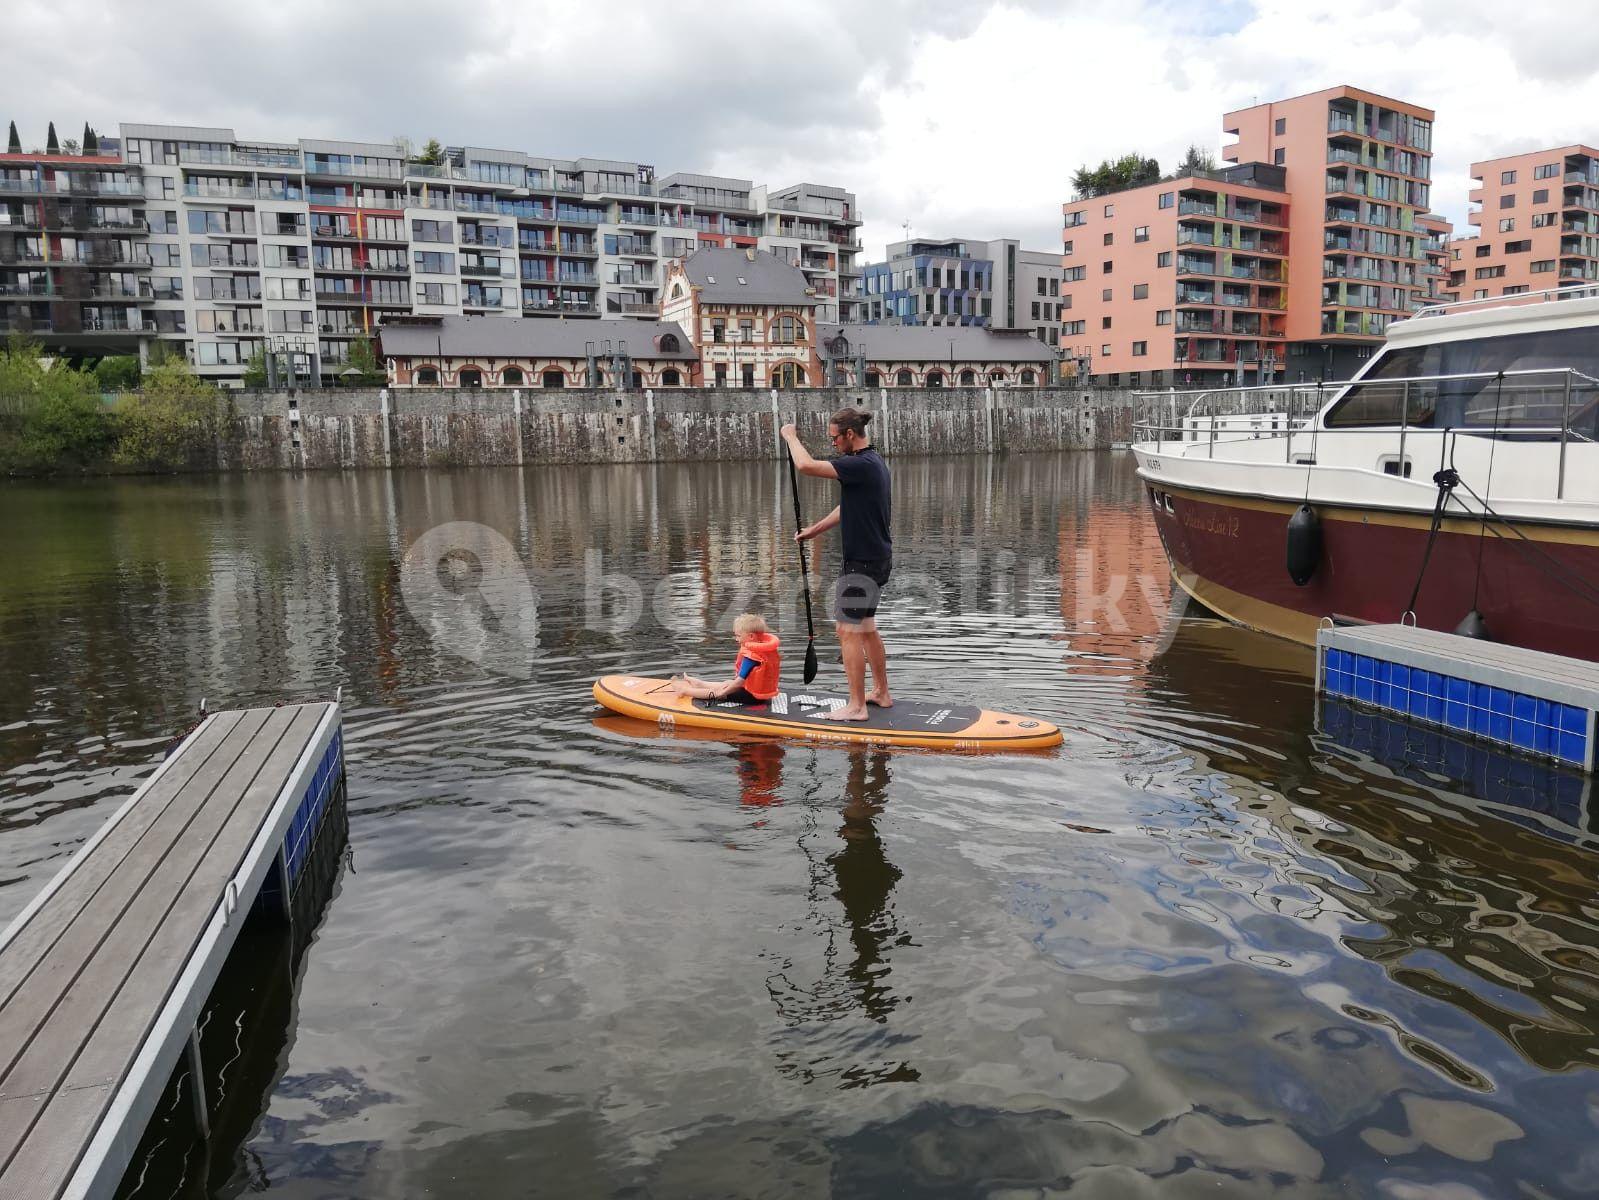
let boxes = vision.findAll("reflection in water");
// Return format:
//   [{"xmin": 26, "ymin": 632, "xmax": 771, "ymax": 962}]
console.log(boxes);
[{"xmin": 4, "ymin": 456, "xmax": 1599, "ymax": 1196}]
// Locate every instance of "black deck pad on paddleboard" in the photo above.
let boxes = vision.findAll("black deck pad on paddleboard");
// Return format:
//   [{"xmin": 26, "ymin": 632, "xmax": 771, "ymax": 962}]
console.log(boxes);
[{"xmin": 695, "ymin": 690, "xmax": 984, "ymax": 734}]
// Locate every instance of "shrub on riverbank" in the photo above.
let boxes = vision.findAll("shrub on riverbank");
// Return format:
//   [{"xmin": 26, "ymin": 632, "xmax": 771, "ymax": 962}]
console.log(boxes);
[{"xmin": 113, "ymin": 362, "xmax": 226, "ymax": 470}]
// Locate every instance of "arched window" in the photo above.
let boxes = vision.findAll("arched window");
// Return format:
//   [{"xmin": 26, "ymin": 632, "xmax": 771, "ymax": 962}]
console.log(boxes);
[
  {"xmin": 502, "ymin": 366, "xmax": 524, "ymax": 386},
  {"xmin": 895, "ymin": 369, "xmax": 913, "ymax": 387},
  {"xmin": 631, "ymin": 370, "xmax": 643, "ymax": 388},
  {"xmin": 542, "ymin": 369, "xmax": 565, "ymax": 389},
  {"xmin": 662, "ymin": 368, "xmax": 681, "ymax": 386},
  {"xmin": 458, "ymin": 368, "xmax": 482, "ymax": 388},
  {"xmin": 925, "ymin": 370, "xmax": 944, "ymax": 388},
  {"xmin": 773, "ymin": 314, "xmax": 805, "ymax": 344},
  {"xmin": 988, "ymin": 369, "xmax": 1007, "ymax": 385},
  {"xmin": 1019, "ymin": 368, "xmax": 1037, "ymax": 385},
  {"xmin": 415, "ymin": 366, "xmax": 439, "ymax": 385},
  {"xmin": 659, "ymin": 332, "xmax": 680, "ymax": 352},
  {"xmin": 865, "ymin": 370, "xmax": 881, "ymax": 388},
  {"xmin": 670, "ymin": 282, "xmax": 686, "ymax": 299},
  {"xmin": 774, "ymin": 361, "xmax": 806, "ymax": 388},
  {"xmin": 958, "ymin": 369, "xmax": 976, "ymax": 386}
]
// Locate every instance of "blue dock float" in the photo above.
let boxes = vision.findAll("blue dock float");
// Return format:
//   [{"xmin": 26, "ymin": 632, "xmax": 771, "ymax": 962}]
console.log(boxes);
[
  {"xmin": 1316, "ymin": 623, "xmax": 1598, "ymax": 772},
  {"xmin": 0, "ymin": 700, "xmax": 344, "ymax": 1200}
]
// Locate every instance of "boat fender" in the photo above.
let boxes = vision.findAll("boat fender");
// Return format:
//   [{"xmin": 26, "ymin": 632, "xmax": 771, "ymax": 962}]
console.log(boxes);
[
  {"xmin": 1454, "ymin": 609, "xmax": 1490, "ymax": 640},
  {"xmin": 1286, "ymin": 504, "xmax": 1322, "ymax": 587}
]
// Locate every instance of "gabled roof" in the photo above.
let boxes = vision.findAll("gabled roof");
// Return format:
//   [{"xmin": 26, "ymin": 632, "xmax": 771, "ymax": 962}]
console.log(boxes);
[
  {"xmin": 815, "ymin": 323, "xmax": 1057, "ymax": 364},
  {"xmin": 680, "ymin": 248, "xmax": 818, "ymax": 306},
  {"xmin": 378, "ymin": 315, "xmax": 695, "ymax": 360}
]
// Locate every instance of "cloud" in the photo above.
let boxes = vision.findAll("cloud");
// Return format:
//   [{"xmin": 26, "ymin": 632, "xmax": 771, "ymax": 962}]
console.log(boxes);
[{"xmin": 6, "ymin": 0, "xmax": 1599, "ymax": 257}]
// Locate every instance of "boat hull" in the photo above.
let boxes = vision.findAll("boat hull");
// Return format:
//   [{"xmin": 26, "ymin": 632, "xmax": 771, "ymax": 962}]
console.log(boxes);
[{"xmin": 1140, "ymin": 479, "xmax": 1599, "ymax": 661}]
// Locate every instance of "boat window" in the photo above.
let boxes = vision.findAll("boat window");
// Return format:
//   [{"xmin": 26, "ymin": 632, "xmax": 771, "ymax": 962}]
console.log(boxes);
[{"xmin": 1324, "ymin": 327, "xmax": 1599, "ymax": 436}]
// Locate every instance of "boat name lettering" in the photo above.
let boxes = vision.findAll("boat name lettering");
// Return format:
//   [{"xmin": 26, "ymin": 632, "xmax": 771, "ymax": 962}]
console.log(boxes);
[{"xmin": 1180, "ymin": 507, "xmax": 1239, "ymax": 538}]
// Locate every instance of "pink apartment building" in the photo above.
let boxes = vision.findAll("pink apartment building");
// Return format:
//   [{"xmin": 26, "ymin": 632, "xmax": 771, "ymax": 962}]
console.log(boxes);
[
  {"xmin": 1063, "ymin": 86, "xmax": 1436, "ymax": 386},
  {"xmin": 1447, "ymin": 146, "xmax": 1599, "ymax": 300}
]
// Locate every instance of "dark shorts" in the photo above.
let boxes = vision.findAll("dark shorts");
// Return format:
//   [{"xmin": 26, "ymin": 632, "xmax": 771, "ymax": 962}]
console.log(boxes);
[
  {"xmin": 833, "ymin": 558, "xmax": 892, "ymax": 625},
  {"xmin": 723, "ymin": 686, "xmax": 765, "ymax": 706}
]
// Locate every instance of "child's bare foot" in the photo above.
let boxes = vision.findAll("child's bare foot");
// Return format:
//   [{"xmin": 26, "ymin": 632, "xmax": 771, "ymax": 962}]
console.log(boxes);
[{"xmin": 821, "ymin": 704, "xmax": 870, "ymax": 722}]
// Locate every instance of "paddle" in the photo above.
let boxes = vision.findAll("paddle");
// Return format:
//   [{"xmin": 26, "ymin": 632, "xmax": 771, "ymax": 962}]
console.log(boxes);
[{"xmin": 787, "ymin": 416, "xmax": 820, "ymax": 684}]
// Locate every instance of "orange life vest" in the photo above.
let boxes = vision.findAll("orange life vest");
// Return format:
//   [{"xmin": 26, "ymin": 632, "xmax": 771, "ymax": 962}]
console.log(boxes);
[{"xmin": 734, "ymin": 631, "xmax": 782, "ymax": 700}]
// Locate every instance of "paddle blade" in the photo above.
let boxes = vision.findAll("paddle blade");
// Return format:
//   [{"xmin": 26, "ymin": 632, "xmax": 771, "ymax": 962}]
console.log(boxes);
[{"xmin": 803, "ymin": 640, "xmax": 819, "ymax": 684}]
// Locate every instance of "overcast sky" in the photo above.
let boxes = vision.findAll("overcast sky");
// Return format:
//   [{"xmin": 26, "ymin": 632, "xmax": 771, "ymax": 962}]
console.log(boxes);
[{"xmin": 8, "ymin": 0, "xmax": 1599, "ymax": 257}]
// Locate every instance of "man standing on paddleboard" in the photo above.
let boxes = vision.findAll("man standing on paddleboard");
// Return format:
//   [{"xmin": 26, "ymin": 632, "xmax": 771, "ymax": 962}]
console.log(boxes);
[{"xmin": 780, "ymin": 407, "xmax": 892, "ymax": 722}]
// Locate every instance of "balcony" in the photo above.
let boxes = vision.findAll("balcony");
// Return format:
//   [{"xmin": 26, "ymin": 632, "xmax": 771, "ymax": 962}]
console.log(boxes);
[
  {"xmin": 611, "ymin": 241, "xmax": 654, "ymax": 257},
  {"xmin": 1176, "ymin": 228, "xmax": 1216, "ymax": 247},
  {"xmin": 616, "ymin": 211, "xmax": 658, "ymax": 227},
  {"xmin": 306, "ymin": 160, "xmax": 405, "ymax": 181},
  {"xmin": 184, "ymin": 182, "xmax": 303, "ymax": 201},
  {"xmin": 556, "ymin": 272, "xmax": 598, "ymax": 285},
  {"xmin": 180, "ymin": 146, "xmax": 302, "ymax": 170},
  {"xmin": 460, "ymin": 262, "xmax": 507, "ymax": 277},
  {"xmin": 524, "ymin": 298, "xmax": 598, "ymax": 314},
  {"xmin": 555, "ymin": 212, "xmax": 603, "ymax": 226},
  {"xmin": 1328, "ymin": 113, "xmax": 1358, "ymax": 133},
  {"xmin": 606, "ymin": 300, "xmax": 658, "ymax": 315},
  {"xmin": 558, "ymin": 242, "xmax": 598, "ymax": 257}
]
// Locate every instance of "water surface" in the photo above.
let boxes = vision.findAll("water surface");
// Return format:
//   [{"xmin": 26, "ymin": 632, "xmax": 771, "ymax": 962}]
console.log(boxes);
[{"xmin": 2, "ymin": 454, "xmax": 1597, "ymax": 1198}]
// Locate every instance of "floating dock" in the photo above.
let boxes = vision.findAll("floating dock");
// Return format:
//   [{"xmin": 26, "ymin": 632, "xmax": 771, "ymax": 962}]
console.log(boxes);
[
  {"xmin": 0, "ymin": 701, "xmax": 344, "ymax": 1200},
  {"xmin": 1316, "ymin": 623, "xmax": 1597, "ymax": 771}
]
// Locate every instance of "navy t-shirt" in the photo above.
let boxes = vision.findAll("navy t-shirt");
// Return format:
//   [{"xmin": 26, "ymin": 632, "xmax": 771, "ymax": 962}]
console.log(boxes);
[{"xmin": 832, "ymin": 446, "xmax": 892, "ymax": 563}]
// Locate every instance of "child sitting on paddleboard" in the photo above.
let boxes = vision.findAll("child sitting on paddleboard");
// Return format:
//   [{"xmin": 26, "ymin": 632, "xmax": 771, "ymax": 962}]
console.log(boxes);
[{"xmin": 671, "ymin": 613, "xmax": 782, "ymax": 705}]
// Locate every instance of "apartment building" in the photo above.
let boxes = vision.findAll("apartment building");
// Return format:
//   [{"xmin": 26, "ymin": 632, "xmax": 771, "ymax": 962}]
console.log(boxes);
[
  {"xmin": 1417, "ymin": 212, "xmax": 1456, "ymax": 305},
  {"xmin": 1447, "ymin": 146, "xmax": 1599, "ymax": 300},
  {"xmin": 859, "ymin": 237, "xmax": 1063, "ymax": 346},
  {"xmin": 1224, "ymin": 87, "xmax": 1435, "ymax": 378},
  {"xmin": 1060, "ymin": 162, "xmax": 1290, "ymax": 387},
  {"xmin": 0, "ymin": 142, "xmax": 153, "ymax": 351},
  {"xmin": 4, "ymin": 121, "xmax": 862, "ymax": 385}
]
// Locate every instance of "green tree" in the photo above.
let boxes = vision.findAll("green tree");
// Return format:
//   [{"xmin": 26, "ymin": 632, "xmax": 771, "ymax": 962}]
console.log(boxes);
[
  {"xmin": 242, "ymin": 347, "xmax": 269, "ymax": 388},
  {"xmin": 1070, "ymin": 153, "xmax": 1161, "ymax": 199},
  {"xmin": 6, "ymin": 122, "xmax": 19, "ymax": 154},
  {"xmin": 45, "ymin": 122, "xmax": 58, "ymax": 155},
  {"xmin": 61, "ymin": 137, "xmax": 80, "ymax": 156},
  {"xmin": 413, "ymin": 138, "xmax": 445, "ymax": 165},
  {"xmin": 1173, "ymin": 144, "xmax": 1217, "ymax": 177},
  {"xmin": 82, "ymin": 123, "xmax": 98, "ymax": 155},
  {"xmin": 93, "ymin": 355, "xmax": 141, "ymax": 391},
  {"xmin": 0, "ymin": 335, "xmax": 111, "ymax": 469},
  {"xmin": 342, "ymin": 337, "xmax": 385, "ymax": 385},
  {"xmin": 113, "ymin": 359, "xmax": 221, "ymax": 470}
]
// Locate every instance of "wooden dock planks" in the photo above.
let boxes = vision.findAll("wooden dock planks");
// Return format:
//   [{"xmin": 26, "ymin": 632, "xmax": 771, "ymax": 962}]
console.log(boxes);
[{"xmin": 0, "ymin": 702, "xmax": 337, "ymax": 1200}]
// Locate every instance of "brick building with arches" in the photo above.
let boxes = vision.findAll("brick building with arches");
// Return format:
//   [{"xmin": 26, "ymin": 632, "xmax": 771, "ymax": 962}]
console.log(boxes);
[
  {"xmin": 660, "ymin": 247, "xmax": 823, "ymax": 388},
  {"xmin": 815, "ymin": 322, "xmax": 1057, "ymax": 387},
  {"xmin": 379, "ymin": 315, "xmax": 699, "ymax": 388}
]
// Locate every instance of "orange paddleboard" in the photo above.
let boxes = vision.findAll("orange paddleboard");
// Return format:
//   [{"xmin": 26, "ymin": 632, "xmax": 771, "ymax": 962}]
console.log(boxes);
[{"xmin": 592, "ymin": 675, "xmax": 1062, "ymax": 751}]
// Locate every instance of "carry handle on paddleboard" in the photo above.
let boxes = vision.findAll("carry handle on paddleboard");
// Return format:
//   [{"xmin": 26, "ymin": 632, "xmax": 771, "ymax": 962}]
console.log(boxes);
[{"xmin": 787, "ymin": 413, "xmax": 820, "ymax": 684}]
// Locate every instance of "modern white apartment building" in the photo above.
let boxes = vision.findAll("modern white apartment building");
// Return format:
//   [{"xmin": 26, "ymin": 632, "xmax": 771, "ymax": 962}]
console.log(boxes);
[
  {"xmin": 13, "ymin": 123, "xmax": 865, "ymax": 385},
  {"xmin": 859, "ymin": 236, "xmax": 1062, "ymax": 347}
]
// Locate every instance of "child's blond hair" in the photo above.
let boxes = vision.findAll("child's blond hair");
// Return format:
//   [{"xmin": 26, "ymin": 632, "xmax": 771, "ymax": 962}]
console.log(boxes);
[{"xmin": 733, "ymin": 613, "xmax": 769, "ymax": 637}]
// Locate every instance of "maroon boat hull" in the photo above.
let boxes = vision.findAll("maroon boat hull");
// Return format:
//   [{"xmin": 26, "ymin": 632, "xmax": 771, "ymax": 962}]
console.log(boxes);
[{"xmin": 1143, "ymin": 481, "xmax": 1599, "ymax": 662}]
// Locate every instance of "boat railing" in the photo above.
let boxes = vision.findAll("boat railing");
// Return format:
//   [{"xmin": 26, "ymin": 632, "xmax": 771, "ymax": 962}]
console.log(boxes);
[
  {"xmin": 1410, "ymin": 284, "xmax": 1599, "ymax": 319},
  {"xmin": 1134, "ymin": 366, "xmax": 1599, "ymax": 500}
]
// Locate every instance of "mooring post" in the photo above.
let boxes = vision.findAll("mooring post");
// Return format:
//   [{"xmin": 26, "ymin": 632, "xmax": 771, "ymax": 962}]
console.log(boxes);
[
  {"xmin": 770, "ymin": 390, "xmax": 780, "ymax": 458},
  {"xmin": 186, "ymin": 1025, "xmax": 210, "ymax": 1139}
]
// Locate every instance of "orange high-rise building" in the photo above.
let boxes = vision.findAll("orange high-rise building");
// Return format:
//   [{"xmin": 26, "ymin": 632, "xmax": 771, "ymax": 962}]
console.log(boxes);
[
  {"xmin": 1062, "ymin": 86, "xmax": 1435, "ymax": 387},
  {"xmin": 1447, "ymin": 146, "xmax": 1599, "ymax": 301}
]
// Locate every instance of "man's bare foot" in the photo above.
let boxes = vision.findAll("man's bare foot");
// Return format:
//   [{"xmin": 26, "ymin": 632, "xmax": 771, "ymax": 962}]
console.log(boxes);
[
  {"xmin": 866, "ymin": 691, "xmax": 893, "ymax": 709},
  {"xmin": 821, "ymin": 704, "xmax": 870, "ymax": 722}
]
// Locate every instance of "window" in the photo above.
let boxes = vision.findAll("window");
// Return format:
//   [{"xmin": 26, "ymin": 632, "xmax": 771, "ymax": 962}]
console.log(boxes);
[
  {"xmin": 1274, "ymin": 117, "xmax": 1286, "ymax": 135},
  {"xmin": 1273, "ymin": 148, "xmax": 1285, "ymax": 166},
  {"xmin": 1133, "ymin": 226, "xmax": 1149, "ymax": 243},
  {"xmin": 1501, "ymin": 169, "xmax": 1517, "ymax": 184},
  {"xmin": 412, "ymin": 219, "xmax": 453, "ymax": 242},
  {"xmin": 895, "ymin": 369, "xmax": 913, "ymax": 386},
  {"xmin": 1103, "ymin": 231, "xmax": 1114, "ymax": 246},
  {"xmin": 1031, "ymin": 302, "xmax": 1040, "ymax": 319},
  {"xmin": 713, "ymin": 363, "xmax": 727, "ymax": 387},
  {"xmin": 742, "ymin": 363, "xmax": 755, "ymax": 387},
  {"xmin": 1101, "ymin": 289, "xmax": 1112, "ymax": 301},
  {"xmin": 502, "ymin": 367, "xmax": 524, "ymax": 386},
  {"xmin": 1474, "ymin": 265, "xmax": 1506, "ymax": 279},
  {"xmin": 1064, "ymin": 266, "xmax": 1085, "ymax": 281},
  {"xmin": 1019, "ymin": 369, "xmax": 1036, "ymax": 385},
  {"xmin": 1157, "ymin": 250, "xmax": 1172, "ymax": 267},
  {"xmin": 415, "ymin": 282, "xmax": 456, "ymax": 304},
  {"xmin": 1532, "ymin": 212, "xmax": 1556, "ymax": 228},
  {"xmin": 1101, "ymin": 316, "xmax": 1112, "ymax": 329},
  {"xmin": 772, "ymin": 314, "xmax": 804, "ymax": 344},
  {"xmin": 1103, "ymin": 203, "xmax": 1114, "ymax": 217},
  {"xmin": 1531, "ymin": 259, "xmax": 1556, "ymax": 273},
  {"xmin": 1475, "ymin": 244, "xmax": 1492, "ymax": 258},
  {"xmin": 1102, "ymin": 260, "xmax": 1113, "ymax": 274},
  {"xmin": 542, "ymin": 369, "xmax": 565, "ymax": 388},
  {"xmin": 925, "ymin": 370, "xmax": 944, "ymax": 388},
  {"xmin": 1061, "ymin": 294, "xmax": 1072, "ymax": 310},
  {"xmin": 1100, "ymin": 344, "xmax": 1111, "ymax": 356},
  {"xmin": 958, "ymin": 369, "xmax": 977, "ymax": 385},
  {"xmin": 1533, "ymin": 188, "xmax": 1549, "ymax": 204},
  {"xmin": 458, "ymin": 368, "xmax": 482, "ymax": 388},
  {"xmin": 1505, "ymin": 239, "xmax": 1531, "ymax": 253},
  {"xmin": 1503, "ymin": 285, "xmax": 1529, "ymax": 295},
  {"xmin": 711, "ymin": 318, "xmax": 725, "ymax": 343},
  {"xmin": 1063, "ymin": 320, "xmax": 1085, "ymax": 334},
  {"xmin": 661, "ymin": 368, "xmax": 681, "ymax": 386},
  {"xmin": 1474, "ymin": 289, "xmax": 1488, "ymax": 299},
  {"xmin": 1133, "ymin": 283, "xmax": 1149, "ymax": 300},
  {"xmin": 414, "ymin": 251, "xmax": 455, "ymax": 274},
  {"xmin": 1064, "ymin": 210, "xmax": 1086, "ymax": 228},
  {"xmin": 1158, "ymin": 192, "xmax": 1173, "ymax": 209},
  {"xmin": 1500, "ymin": 194, "xmax": 1515, "ymax": 208},
  {"xmin": 1535, "ymin": 162, "xmax": 1560, "ymax": 179},
  {"xmin": 1499, "ymin": 218, "xmax": 1515, "ymax": 233},
  {"xmin": 1156, "ymin": 310, "xmax": 1172, "ymax": 325},
  {"xmin": 1063, "ymin": 240, "xmax": 1073, "ymax": 256},
  {"xmin": 1132, "ymin": 341, "xmax": 1148, "ymax": 356}
]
